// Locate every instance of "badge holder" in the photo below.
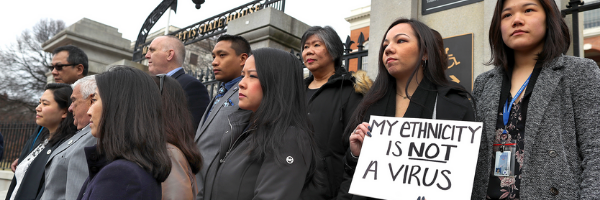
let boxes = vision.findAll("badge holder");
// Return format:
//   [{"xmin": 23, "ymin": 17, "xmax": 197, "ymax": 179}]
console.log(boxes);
[{"xmin": 492, "ymin": 140, "xmax": 516, "ymax": 177}]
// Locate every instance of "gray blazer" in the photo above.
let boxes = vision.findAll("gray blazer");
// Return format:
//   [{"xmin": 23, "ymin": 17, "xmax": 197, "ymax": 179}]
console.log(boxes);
[
  {"xmin": 471, "ymin": 55, "xmax": 600, "ymax": 199},
  {"xmin": 42, "ymin": 126, "xmax": 96, "ymax": 200},
  {"xmin": 194, "ymin": 83, "xmax": 240, "ymax": 200}
]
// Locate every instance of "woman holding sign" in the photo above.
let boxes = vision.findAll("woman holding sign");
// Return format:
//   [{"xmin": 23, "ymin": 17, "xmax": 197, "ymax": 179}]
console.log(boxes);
[
  {"xmin": 338, "ymin": 18, "xmax": 476, "ymax": 199},
  {"xmin": 472, "ymin": 0, "xmax": 600, "ymax": 199}
]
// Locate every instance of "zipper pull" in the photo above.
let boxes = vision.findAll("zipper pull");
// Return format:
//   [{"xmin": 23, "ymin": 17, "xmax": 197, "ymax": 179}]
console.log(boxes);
[{"xmin": 220, "ymin": 151, "xmax": 230, "ymax": 163}]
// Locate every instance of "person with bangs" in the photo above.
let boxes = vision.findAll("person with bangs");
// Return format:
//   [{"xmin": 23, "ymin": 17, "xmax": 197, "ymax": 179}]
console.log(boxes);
[
  {"xmin": 7, "ymin": 83, "xmax": 78, "ymax": 200},
  {"xmin": 300, "ymin": 26, "xmax": 372, "ymax": 199},
  {"xmin": 472, "ymin": 0, "xmax": 600, "ymax": 198}
]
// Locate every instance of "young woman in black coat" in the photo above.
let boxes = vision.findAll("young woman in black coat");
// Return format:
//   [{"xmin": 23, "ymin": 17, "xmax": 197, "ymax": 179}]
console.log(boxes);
[
  {"xmin": 202, "ymin": 48, "xmax": 317, "ymax": 200},
  {"xmin": 7, "ymin": 83, "xmax": 77, "ymax": 200},
  {"xmin": 78, "ymin": 66, "xmax": 171, "ymax": 200},
  {"xmin": 337, "ymin": 18, "xmax": 476, "ymax": 200}
]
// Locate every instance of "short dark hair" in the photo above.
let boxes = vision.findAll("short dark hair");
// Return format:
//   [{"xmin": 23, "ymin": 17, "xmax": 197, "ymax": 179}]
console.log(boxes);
[
  {"xmin": 300, "ymin": 26, "xmax": 344, "ymax": 69},
  {"xmin": 44, "ymin": 83, "xmax": 78, "ymax": 146},
  {"xmin": 95, "ymin": 66, "xmax": 171, "ymax": 182},
  {"xmin": 53, "ymin": 45, "xmax": 89, "ymax": 76},
  {"xmin": 247, "ymin": 48, "xmax": 316, "ymax": 176},
  {"xmin": 487, "ymin": 0, "xmax": 570, "ymax": 70},
  {"xmin": 217, "ymin": 34, "xmax": 252, "ymax": 56},
  {"xmin": 152, "ymin": 75, "xmax": 202, "ymax": 174}
]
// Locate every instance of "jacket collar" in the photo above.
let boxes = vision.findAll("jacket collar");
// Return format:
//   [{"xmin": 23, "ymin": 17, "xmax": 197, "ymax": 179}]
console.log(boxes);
[
  {"xmin": 47, "ymin": 125, "xmax": 91, "ymax": 163},
  {"xmin": 170, "ymin": 67, "xmax": 185, "ymax": 79},
  {"xmin": 364, "ymin": 78, "xmax": 471, "ymax": 121},
  {"xmin": 304, "ymin": 67, "xmax": 354, "ymax": 86},
  {"xmin": 219, "ymin": 109, "xmax": 253, "ymax": 159},
  {"xmin": 482, "ymin": 55, "xmax": 566, "ymax": 149},
  {"xmin": 522, "ymin": 56, "xmax": 564, "ymax": 148},
  {"xmin": 84, "ymin": 145, "xmax": 109, "ymax": 179},
  {"xmin": 196, "ymin": 83, "xmax": 240, "ymax": 141}
]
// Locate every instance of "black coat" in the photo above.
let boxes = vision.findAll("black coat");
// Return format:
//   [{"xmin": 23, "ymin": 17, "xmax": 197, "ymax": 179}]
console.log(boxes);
[
  {"xmin": 76, "ymin": 146, "xmax": 161, "ymax": 200},
  {"xmin": 172, "ymin": 68, "xmax": 211, "ymax": 130},
  {"xmin": 303, "ymin": 67, "xmax": 368, "ymax": 199},
  {"xmin": 6, "ymin": 126, "xmax": 63, "ymax": 200},
  {"xmin": 203, "ymin": 110, "xmax": 314, "ymax": 200},
  {"xmin": 336, "ymin": 78, "xmax": 476, "ymax": 200}
]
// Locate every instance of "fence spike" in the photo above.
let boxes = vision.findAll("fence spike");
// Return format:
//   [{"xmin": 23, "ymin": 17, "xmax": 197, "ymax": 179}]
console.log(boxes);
[
  {"xmin": 357, "ymin": 32, "xmax": 366, "ymax": 51},
  {"xmin": 344, "ymin": 36, "xmax": 354, "ymax": 54}
]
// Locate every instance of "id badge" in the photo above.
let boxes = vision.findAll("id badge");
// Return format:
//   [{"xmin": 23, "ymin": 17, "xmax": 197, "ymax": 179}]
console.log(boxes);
[{"xmin": 492, "ymin": 140, "xmax": 516, "ymax": 177}]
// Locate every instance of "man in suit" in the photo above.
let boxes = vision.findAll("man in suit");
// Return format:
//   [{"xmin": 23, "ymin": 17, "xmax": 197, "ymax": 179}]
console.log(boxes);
[
  {"xmin": 146, "ymin": 35, "xmax": 210, "ymax": 130},
  {"xmin": 195, "ymin": 35, "xmax": 251, "ymax": 200},
  {"xmin": 41, "ymin": 75, "xmax": 97, "ymax": 200},
  {"xmin": 11, "ymin": 45, "xmax": 89, "ymax": 172}
]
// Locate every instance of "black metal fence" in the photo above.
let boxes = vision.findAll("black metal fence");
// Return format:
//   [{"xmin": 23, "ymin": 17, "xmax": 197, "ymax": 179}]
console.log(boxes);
[
  {"xmin": 342, "ymin": 32, "xmax": 369, "ymax": 71},
  {"xmin": 190, "ymin": 67, "xmax": 221, "ymax": 99},
  {"xmin": 0, "ymin": 122, "xmax": 37, "ymax": 170}
]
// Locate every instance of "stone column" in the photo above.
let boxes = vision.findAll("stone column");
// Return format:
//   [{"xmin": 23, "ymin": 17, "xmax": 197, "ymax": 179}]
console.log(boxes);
[
  {"xmin": 226, "ymin": 7, "xmax": 310, "ymax": 53},
  {"xmin": 42, "ymin": 18, "xmax": 135, "ymax": 82},
  {"xmin": 367, "ymin": 0, "xmax": 419, "ymax": 79}
]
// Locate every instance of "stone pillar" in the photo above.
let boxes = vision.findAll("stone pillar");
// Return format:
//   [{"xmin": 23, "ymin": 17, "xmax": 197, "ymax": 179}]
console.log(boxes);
[
  {"xmin": 367, "ymin": 0, "xmax": 419, "ymax": 78},
  {"xmin": 0, "ymin": 171, "xmax": 14, "ymax": 199},
  {"xmin": 42, "ymin": 18, "xmax": 134, "ymax": 82},
  {"xmin": 226, "ymin": 7, "xmax": 310, "ymax": 53}
]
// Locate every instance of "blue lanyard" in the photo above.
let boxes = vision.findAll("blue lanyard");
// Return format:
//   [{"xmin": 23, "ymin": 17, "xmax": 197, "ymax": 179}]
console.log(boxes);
[
  {"xmin": 30, "ymin": 127, "xmax": 44, "ymax": 151},
  {"xmin": 502, "ymin": 74, "xmax": 532, "ymax": 134}
]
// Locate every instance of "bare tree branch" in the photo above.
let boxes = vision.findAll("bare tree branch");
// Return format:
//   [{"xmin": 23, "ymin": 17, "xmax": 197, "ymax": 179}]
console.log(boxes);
[{"xmin": 0, "ymin": 18, "xmax": 65, "ymax": 122}]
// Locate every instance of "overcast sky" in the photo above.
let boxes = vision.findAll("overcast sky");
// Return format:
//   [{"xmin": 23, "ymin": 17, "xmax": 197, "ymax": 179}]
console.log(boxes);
[{"xmin": 0, "ymin": 0, "xmax": 370, "ymax": 48}]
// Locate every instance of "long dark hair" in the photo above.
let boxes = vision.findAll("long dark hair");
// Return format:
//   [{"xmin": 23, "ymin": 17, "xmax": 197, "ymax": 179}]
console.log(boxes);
[
  {"xmin": 152, "ymin": 75, "xmax": 202, "ymax": 174},
  {"xmin": 347, "ymin": 18, "xmax": 462, "ymax": 133},
  {"xmin": 247, "ymin": 48, "xmax": 317, "ymax": 166},
  {"xmin": 487, "ymin": 0, "xmax": 570, "ymax": 70},
  {"xmin": 94, "ymin": 66, "xmax": 171, "ymax": 182},
  {"xmin": 41, "ymin": 83, "xmax": 78, "ymax": 146}
]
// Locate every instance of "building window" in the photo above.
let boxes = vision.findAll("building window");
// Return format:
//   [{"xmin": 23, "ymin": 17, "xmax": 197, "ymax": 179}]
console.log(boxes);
[
  {"xmin": 190, "ymin": 53, "xmax": 199, "ymax": 65},
  {"xmin": 361, "ymin": 56, "xmax": 368, "ymax": 70},
  {"xmin": 585, "ymin": 0, "xmax": 600, "ymax": 29}
]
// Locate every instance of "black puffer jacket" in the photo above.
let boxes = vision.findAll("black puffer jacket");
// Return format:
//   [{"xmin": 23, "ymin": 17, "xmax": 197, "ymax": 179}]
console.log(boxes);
[
  {"xmin": 203, "ymin": 110, "xmax": 314, "ymax": 200},
  {"xmin": 302, "ymin": 67, "xmax": 371, "ymax": 199}
]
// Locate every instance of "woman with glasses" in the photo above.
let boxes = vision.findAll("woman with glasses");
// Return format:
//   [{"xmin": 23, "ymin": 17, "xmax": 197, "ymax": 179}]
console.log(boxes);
[
  {"xmin": 152, "ymin": 74, "xmax": 203, "ymax": 200},
  {"xmin": 202, "ymin": 48, "xmax": 317, "ymax": 200},
  {"xmin": 7, "ymin": 83, "xmax": 78, "ymax": 200},
  {"xmin": 77, "ymin": 66, "xmax": 171, "ymax": 200}
]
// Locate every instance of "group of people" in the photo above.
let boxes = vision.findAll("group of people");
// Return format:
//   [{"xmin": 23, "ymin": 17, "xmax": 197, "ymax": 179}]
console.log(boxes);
[{"xmin": 7, "ymin": 0, "xmax": 600, "ymax": 199}]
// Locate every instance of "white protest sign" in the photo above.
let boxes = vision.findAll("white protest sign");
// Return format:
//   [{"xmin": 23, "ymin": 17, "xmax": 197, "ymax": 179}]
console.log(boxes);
[{"xmin": 349, "ymin": 116, "xmax": 483, "ymax": 200}]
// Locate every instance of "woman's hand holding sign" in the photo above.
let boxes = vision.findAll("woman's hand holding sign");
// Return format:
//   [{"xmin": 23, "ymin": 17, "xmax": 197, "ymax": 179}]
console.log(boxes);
[{"xmin": 349, "ymin": 122, "xmax": 371, "ymax": 157}]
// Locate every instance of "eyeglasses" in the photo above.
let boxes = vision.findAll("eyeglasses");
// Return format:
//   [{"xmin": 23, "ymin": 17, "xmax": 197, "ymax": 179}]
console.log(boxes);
[
  {"xmin": 156, "ymin": 74, "xmax": 166, "ymax": 94},
  {"xmin": 46, "ymin": 63, "xmax": 78, "ymax": 71}
]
